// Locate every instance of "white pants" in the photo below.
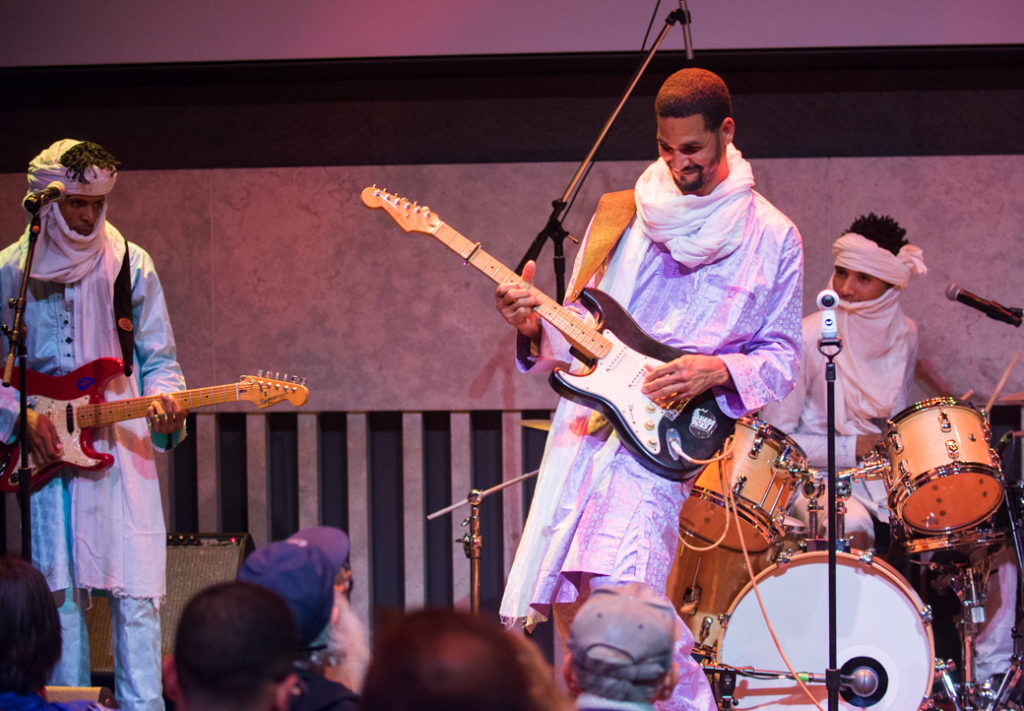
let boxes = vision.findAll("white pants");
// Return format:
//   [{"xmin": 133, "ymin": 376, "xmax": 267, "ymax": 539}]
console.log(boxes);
[{"xmin": 51, "ymin": 589, "xmax": 165, "ymax": 711}]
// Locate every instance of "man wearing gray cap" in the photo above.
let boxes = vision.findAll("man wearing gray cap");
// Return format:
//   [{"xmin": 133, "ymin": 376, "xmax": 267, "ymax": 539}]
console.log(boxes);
[{"xmin": 565, "ymin": 583, "xmax": 681, "ymax": 710}]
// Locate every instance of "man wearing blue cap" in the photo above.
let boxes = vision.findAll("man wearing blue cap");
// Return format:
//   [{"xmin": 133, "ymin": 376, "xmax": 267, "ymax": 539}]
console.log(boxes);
[{"xmin": 237, "ymin": 527, "xmax": 365, "ymax": 711}]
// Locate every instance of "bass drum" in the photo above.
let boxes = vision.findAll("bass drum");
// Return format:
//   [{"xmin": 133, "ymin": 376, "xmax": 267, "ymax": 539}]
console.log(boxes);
[
  {"xmin": 718, "ymin": 551, "xmax": 935, "ymax": 711},
  {"xmin": 665, "ymin": 535, "xmax": 779, "ymax": 661}
]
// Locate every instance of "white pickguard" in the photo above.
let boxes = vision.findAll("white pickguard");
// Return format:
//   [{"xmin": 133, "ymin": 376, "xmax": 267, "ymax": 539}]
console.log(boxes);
[
  {"xmin": 27, "ymin": 394, "xmax": 99, "ymax": 471},
  {"xmin": 557, "ymin": 330, "xmax": 668, "ymax": 455}
]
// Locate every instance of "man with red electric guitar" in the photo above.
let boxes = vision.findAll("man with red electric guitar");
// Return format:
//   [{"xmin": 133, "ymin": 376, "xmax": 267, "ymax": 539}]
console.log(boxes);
[{"xmin": 0, "ymin": 139, "xmax": 188, "ymax": 711}]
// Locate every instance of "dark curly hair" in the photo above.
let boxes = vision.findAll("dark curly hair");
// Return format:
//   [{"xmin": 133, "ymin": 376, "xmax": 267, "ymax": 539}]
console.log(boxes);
[
  {"xmin": 845, "ymin": 213, "xmax": 908, "ymax": 256},
  {"xmin": 655, "ymin": 68, "xmax": 732, "ymax": 131},
  {"xmin": 59, "ymin": 141, "xmax": 120, "ymax": 184}
]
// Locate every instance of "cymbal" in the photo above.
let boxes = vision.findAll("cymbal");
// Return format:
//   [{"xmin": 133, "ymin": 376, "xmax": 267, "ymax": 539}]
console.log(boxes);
[
  {"xmin": 998, "ymin": 391, "xmax": 1024, "ymax": 405},
  {"xmin": 516, "ymin": 419, "xmax": 551, "ymax": 432}
]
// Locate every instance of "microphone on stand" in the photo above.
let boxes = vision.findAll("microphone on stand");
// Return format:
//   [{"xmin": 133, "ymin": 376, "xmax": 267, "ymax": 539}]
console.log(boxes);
[
  {"xmin": 23, "ymin": 181, "xmax": 66, "ymax": 214},
  {"xmin": 678, "ymin": 0, "xmax": 694, "ymax": 60},
  {"xmin": 946, "ymin": 283, "xmax": 1022, "ymax": 327},
  {"xmin": 817, "ymin": 289, "xmax": 839, "ymax": 341}
]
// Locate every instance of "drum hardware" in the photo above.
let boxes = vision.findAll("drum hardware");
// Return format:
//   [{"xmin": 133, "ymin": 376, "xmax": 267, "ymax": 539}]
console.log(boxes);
[
  {"xmin": 937, "ymin": 659, "xmax": 967, "ymax": 711},
  {"xmin": 679, "ymin": 416, "xmax": 806, "ymax": 552},
  {"xmin": 883, "ymin": 398, "xmax": 1004, "ymax": 535},
  {"xmin": 425, "ymin": 469, "xmax": 539, "ymax": 613}
]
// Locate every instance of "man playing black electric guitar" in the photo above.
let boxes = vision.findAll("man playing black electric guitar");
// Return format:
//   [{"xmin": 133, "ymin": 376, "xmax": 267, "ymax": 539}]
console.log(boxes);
[{"xmin": 495, "ymin": 69, "xmax": 804, "ymax": 711}]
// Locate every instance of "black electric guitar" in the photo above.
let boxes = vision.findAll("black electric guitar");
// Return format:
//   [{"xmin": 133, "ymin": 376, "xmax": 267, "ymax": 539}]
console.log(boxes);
[{"xmin": 361, "ymin": 186, "xmax": 734, "ymax": 481}]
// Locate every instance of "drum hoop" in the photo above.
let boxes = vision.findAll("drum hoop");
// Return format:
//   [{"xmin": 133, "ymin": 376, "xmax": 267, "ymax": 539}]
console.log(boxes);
[
  {"xmin": 888, "ymin": 463, "xmax": 1004, "ymax": 526},
  {"xmin": 901, "ymin": 527, "xmax": 1008, "ymax": 554},
  {"xmin": 721, "ymin": 549, "xmax": 934, "ymax": 643},
  {"xmin": 889, "ymin": 396, "xmax": 977, "ymax": 425},
  {"xmin": 735, "ymin": 415, "xmax": 808, "ymax": 461},
  {"xmin": 684, "ymin": 488, "xmax": 778, "ymax": 551}
]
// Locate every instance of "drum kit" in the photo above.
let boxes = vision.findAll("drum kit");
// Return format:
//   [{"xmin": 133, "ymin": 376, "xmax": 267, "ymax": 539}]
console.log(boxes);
[{"xmin": 667, "ymin": 398, "xmax": 1024, "ymax": 711}]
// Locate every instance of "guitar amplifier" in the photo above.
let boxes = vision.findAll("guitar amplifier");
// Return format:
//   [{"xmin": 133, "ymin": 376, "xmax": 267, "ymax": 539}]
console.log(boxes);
[{"xmin": 87, "ymin": 532, "xmax": 252, "ymax": 674}]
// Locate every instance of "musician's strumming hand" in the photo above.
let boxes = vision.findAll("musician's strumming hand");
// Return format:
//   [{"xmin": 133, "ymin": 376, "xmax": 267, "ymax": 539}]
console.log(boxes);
[
  {"xmin": 25, "ymin": 409, "xmax": 61, "ymax": 463},
  {"xmin": 147, "ymin": 393, "xmax": 188, "ymax": 435},
  {"xmin": 641, "ymin": 354, "xmax": 732, "ymax": 407},
  {"xmin": 495, "ymin": 260, "xmax": 542, "ymax": 341}
]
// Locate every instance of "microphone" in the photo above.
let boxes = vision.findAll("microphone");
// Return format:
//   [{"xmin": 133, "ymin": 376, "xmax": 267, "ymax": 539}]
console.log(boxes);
[
  {"xmin": 23, "ymin": 181, "xmax": 66, "ymax": 214},
  {"xmin": 946, "ymin": 283, "xmax": 1022, "ymax": 328},
  {"xmin": 817, "ymin": 289, "xmax": 839, "ymax": 339}
]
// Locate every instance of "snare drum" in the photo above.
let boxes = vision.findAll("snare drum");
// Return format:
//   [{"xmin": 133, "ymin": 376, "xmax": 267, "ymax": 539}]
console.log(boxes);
[
  {"xmin": 884, "ymin": 397, "xmax": 1003, "ymax": 534},
  {"xmin": 680, "ymin": 416, "xmax": 805, "ymax": 552},
  {"xmin": 718, "ymin": 550, "xmax": 935, "ymax": 710}
]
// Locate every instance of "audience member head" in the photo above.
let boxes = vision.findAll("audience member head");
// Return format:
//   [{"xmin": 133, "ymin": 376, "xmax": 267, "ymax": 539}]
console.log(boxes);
[
  {"xmin": 237, "ymin": 527, "xmax": 351, "ymax": 649},
  {"xmin": 163, "ymin": 580, "xmax": 301, "ymax": 711},
  {"xmin": 507, "ymin": 632, "xmax": 575, "ymax": 711},
  {"xmin": 565, "ymin": 582, "xmax": 680, "ymax": 703},
  {"xmin": 655, "ymin": 68, "xmax": 732, "ymax": 130},
  {"xmin": 361, "ymin": 608, "xmax": 529, "ymax": 711},
  {"xmin": 0, "ymin": 555, "xmax": 62, "ymax": 695}
]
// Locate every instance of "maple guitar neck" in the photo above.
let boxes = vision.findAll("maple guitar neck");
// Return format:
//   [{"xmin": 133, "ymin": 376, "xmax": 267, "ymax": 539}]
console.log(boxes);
[
  {"xmin": 75, "ymin": 384, "xmax": 247, "ymax": 428},
  {"xmin": 430, "ymin": 221, "xmax": 610, "ymax": 361}
]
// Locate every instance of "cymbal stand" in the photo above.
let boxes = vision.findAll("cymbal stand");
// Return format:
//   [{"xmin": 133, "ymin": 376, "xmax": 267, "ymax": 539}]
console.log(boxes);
[
  {"xmin": 426, "ymin": 470, "xmax": 539, "ymax": 614},
  {"xmin": 949, "ymin": 562, "xmax": 991, "ymax": 709}
]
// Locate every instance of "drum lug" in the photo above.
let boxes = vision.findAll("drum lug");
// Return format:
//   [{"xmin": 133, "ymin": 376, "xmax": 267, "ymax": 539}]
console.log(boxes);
[
  {"xmin": 732, "ymin": 475, "xmax": 747, "ymax": 496},
  {"xmin": 939, "ymin": 411, "xmax": 952, "ymax": 433},
  {"xmin": 898, "ymin": 460, "xmax": 909, "ymax": 478},
  {"xmin": 859, "ymin": 548, "xmax": 876, "ymax": 565},
  {"xmin": 945, "ymin": 439, "xmax": 960, "ymax": 460},
  {"xmin": 719, "ymin": 612, "xmax": 731, "ymax": 630},
  {"xmin": 889, "ymin": 430, "xmax": 904, "ymax": 454},
  {"xmin": 749, "ymin": 433, "xmax": 764, "ymax": 459}
]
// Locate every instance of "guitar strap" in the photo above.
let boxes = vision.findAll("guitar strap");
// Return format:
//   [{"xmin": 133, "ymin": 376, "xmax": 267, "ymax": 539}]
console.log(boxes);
[
  {"xmin": 113, "ymin": 238, "xmax": 135, "ymax": 376},
  {"xmin": 566, "ymin": 189, "xmax": 636, "ymax": 303}
]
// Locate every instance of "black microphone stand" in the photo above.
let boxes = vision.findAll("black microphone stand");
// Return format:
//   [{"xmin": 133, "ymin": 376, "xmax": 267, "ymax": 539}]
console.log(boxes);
[
  {"xmin": 818, "ymin": 331, "xmax": 843, "ymax": 711},
  {"xmin": 514, "ymin": 6, "xmax": 693, "ymax": 303},
  {"xmin": 2, "ymin": 210, "xmax": 44, "ymax": 562}
]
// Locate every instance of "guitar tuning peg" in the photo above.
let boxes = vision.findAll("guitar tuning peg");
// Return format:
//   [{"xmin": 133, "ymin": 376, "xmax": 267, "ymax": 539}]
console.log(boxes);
[
  {"xmin": 257, "ymin": 369, "xmax": 264, "ymax": 377},
  {"xmin": 300, "ymin": 377, "xmax": 308, "ymax": 387}
]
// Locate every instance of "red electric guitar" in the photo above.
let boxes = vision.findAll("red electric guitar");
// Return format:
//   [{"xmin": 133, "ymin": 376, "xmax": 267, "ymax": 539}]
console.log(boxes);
[{"xmin": 0, "ymin": 358, "xmax": 309, "ymax": 493}]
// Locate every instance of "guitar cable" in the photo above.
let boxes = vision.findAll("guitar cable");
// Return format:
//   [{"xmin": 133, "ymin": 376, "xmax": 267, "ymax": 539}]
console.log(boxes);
[{"xmin": 677, "ymin": 442, "xmax": 826, "ymax": 711}]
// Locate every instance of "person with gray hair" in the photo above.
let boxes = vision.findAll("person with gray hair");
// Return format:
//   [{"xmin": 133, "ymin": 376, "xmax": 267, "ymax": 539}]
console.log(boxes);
[{"xmin": 564, "ymin": 583, "xmax": 681, "ymax": 710}]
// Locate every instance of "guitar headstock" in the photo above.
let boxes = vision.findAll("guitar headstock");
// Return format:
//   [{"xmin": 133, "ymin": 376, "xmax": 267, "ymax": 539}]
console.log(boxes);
[
  {"xmin": 238, "ymin": 372, "xmax": 309, "ymax": 409},
  {"xmin": 361, "ymin": 186, "xmax": 441, "ymax": 235}
]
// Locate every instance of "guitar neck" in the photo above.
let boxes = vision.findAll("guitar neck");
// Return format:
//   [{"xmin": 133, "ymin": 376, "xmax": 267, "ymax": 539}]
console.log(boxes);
[
  {"xmin": 76, "ymin": 384, "xmax": 242, "ymax": 428},
  {"xmin": 431, "ymin": 222, "xmax": 610, "ymax": 359}
]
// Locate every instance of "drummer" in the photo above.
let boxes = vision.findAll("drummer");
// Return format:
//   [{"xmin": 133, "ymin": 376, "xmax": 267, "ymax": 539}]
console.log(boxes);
[{"xmin": 761, "ymin": 213, "xmax": 926, "ymax": 553}]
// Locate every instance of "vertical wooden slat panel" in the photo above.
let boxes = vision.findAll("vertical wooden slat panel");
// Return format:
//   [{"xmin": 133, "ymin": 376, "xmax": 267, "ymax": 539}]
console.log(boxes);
[
  {"xmin": 245, "ymin": 413, "xmax": 269, "ymax": 548},
  {"xmin": 402, "ymin": 412, "xmax": 425, "ymax": 609},
  {"xmin": 297, "ymin": 412, "xmax": 319, "ymax": 531},
  {"xmin": 501, "ymin": 411, "xmax": 525, "ymax": 587},
  {"xmin": 196, "ymin": 413, "xmax": 219, "ymax": 531},
  {"xmin": 346, "ymin": 413, "xmax": 371, "ymax": 634},
  {"xmin": 449, "ymin": 412, "xmax": 472, "ymax": 609}
]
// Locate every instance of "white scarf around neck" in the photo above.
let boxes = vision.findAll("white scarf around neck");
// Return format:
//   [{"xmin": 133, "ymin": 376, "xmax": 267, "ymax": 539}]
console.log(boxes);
[
  {"xmin": 830, "ymin": 274, "xmax": 916, "ymax": 429},
  {"xmin": 633, "ymin": 142, "xmax": 754, "ymax": 268},
  {"xmin": 28, "ymin": 202, "xmax": 125, "ymax": 368}
]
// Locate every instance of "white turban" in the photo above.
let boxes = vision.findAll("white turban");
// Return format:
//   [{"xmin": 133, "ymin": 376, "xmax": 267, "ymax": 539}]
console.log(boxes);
[
  {"xmin": 832, "ymin": 232, "xmax": 926, "ymax": 290},
  {"xmin": 27, "ymin": 138, "xmax": 117, "ymax": 198}
]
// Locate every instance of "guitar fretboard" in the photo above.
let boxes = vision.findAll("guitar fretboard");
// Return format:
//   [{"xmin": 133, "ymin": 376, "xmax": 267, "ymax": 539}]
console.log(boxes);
[
  {"xmin": 76, "ymin": 384, "xmax": 242, "ymax": 428},
  {"xmin": 431, "ymin": 222, "xmax": 612, "ymax": 360}
]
